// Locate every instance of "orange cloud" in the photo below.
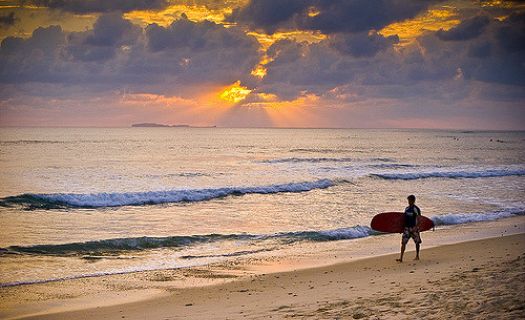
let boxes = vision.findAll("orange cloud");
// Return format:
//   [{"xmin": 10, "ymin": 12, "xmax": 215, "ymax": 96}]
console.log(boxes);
[
  {"xmin": 248, "ymin": 30, "xmax": 326, "ymax": 78},
  {"xmin": 120, "ymin": 92, "xmax": 197, "ymax": 107},
  {"xmin": 219, "ymin": 81, "xmax": 252, "ymax": 104},
  {"xmin": 123, "ymin": 1, "xmax": 248, "ymax": 27},
  {"xmin": 380, "ymin": 6, "xmax": 461, "ymax": 46},
  {"xmin": 0, "ymin": 6, "xmax": 96, "ymax": 40}
]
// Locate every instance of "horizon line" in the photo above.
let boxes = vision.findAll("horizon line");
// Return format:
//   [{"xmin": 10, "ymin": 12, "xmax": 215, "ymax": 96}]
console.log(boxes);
[{"xmin": 0, "ymin": 125, "xmax": 524, "ymax": 132}]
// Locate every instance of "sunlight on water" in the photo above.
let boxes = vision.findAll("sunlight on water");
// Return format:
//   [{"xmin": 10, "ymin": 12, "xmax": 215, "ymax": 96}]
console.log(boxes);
[{"xmin": 0, "ymin": 128, "xmax": 524, "ymax": 285}]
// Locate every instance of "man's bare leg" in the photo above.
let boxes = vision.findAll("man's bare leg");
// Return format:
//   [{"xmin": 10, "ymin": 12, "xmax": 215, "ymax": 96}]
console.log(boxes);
[
  {"xmin": 397, "ymin": 243, "xmax": 406, "ymax": 262},
  {"xmin": 414, "ymin": 243, "xmax": 420, "ymax": 260}
]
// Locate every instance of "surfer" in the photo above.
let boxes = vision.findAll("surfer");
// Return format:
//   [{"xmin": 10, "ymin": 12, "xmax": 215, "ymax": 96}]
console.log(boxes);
[{"xmin": 397, "ymin": 194, "xmax": 421, "ymax": 262}]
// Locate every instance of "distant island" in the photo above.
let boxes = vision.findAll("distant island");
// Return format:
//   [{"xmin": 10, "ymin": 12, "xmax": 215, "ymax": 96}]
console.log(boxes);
[{"xmin": 131, "ymin": 123, "xmax": 216, "ymax": 128}]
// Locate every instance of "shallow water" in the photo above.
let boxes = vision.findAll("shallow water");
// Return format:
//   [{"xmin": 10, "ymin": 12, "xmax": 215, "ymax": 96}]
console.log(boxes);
[{"xmin": 1, "ymin": 128, "xmax": 524, "ymax": 286}]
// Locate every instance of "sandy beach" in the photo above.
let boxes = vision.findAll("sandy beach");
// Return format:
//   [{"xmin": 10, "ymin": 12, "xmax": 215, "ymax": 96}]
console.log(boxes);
[{"xmin": 2, "ymin": 218, "xmax": 524, "ymax": 320}]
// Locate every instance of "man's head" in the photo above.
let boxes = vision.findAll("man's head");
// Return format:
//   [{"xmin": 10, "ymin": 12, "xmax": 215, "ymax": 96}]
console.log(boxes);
[{"xmin": 407, "ymin": 194, "xmax": 416, "ymax": 205}]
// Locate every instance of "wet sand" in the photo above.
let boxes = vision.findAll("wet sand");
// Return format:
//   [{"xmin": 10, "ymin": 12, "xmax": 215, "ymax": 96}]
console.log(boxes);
[{"xmin": 2, "ymin": 229, "xmax": 524, "ymax": 320}]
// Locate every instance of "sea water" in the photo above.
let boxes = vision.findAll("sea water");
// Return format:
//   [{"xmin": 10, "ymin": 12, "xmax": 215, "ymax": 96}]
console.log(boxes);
[{"xmin": 0, "ymin": 128, "xmax": 524, "ymax": 286}]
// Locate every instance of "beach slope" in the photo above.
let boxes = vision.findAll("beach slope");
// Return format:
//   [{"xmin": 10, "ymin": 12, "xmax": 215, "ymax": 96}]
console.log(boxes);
[{"xmin": 12, "ymin": 233, "xmax": 524, "ymax": 320}]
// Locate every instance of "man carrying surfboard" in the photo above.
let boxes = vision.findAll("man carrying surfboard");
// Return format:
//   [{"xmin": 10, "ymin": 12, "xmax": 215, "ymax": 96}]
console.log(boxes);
[{"xmin": 397, "ymin": 195, "xmax": 421, "ymax": 262}]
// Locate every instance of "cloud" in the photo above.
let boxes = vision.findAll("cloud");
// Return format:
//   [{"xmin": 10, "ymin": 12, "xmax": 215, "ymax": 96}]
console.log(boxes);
[
  {"xmin": 139, "ymin": 16, "xmax": 261, "ymax": 84},
  {"xmin": 258, "ymin": 33, "xmax": 412, "ymax": 100},
  {"xmin": 255, "ymin": 9, "xmax": 525, "ymax": 103},
  {"xmin": 261, "ymin": 39, "xmax": 348, "ymax": 98},
  {"xmin": 436, "ymin": 15, "xmax": 490, "ymax": 41},
  {"xmin": 298, "ymin": 0, "xmax": 436, "ymax": 34},
  {"xmin": 1, "ymin": 1, "xmax": 524, "ymax": 129},
  {"xmin": 0, "ymin": 12, "xmax": 16, "ymax": 28},
  {"xmin": 228, "ymin": 0, "xmax": 304, "ymax": 34},
  {"xmin": 30, "ymin": 0, "xmax": 169, "ymax": 14},
  {"xmin": 329, "ymin": 31, "xmax": 399, "ymax": 57},
  {"xmin": 228, "ymin": 0, "xmax": 438, "ymax": 34},
  {"xmin": 0, "ymin": 25, "xmax": 66, "ymax": 83},
  {"xmin": 495, "ymin": 11, "xmax": 525, "ymax": 52},
  {"xmin": 66, "ymin": 13, "xmax": 142, "ymax": 61},
  {"xmin": 0, "ymin": 13, "xmax": 260, "ymax": 92},
  {"xmin": 87, "ymin": 12, "xmax": 141, "ymax": 46},
  {"xmin": 146, "ymin": 15, "xmax": 254, "ymax": 52},
  {"xmin": 432, "ymin": 12, "xmax": 525, "ymax": 86}
]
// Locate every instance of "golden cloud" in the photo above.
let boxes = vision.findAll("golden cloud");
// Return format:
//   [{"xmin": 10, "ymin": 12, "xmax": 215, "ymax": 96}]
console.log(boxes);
[
  {"xmin": 219, "ymin": 81, "xmax": 252, "ymax": 104},
  {"xmin": 380, "ymin": 6, "xmax": 461, "ymax": 46}
]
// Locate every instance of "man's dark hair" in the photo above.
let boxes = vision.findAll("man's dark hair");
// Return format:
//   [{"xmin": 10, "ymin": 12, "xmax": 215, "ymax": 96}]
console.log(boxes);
[{"xmin": 407, "ymin": 195, "xmax": 416, "ymax": 202}]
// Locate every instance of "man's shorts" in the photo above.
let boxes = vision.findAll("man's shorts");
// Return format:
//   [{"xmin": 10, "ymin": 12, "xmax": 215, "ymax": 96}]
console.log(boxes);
[{"xmin": 402, "ymin": 227, "xmax": 421, "ymax": 245}]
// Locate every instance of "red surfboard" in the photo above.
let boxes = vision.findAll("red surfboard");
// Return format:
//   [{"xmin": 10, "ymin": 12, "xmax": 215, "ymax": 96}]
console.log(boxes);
[{"xmin": 371, "ymin": 212, "xmax": 434, "ymax": 233}]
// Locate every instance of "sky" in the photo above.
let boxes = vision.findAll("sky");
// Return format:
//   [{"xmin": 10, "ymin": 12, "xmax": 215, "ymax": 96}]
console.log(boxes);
[{"xmin": 0, "ymin": 0, "xmax": 524, "ymax": 129}]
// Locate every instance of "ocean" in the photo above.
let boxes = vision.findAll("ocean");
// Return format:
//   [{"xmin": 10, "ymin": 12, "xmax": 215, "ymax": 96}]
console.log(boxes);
[{"xmin": 0, "ymin": 128, "xmax": 524, "ymax": 287}]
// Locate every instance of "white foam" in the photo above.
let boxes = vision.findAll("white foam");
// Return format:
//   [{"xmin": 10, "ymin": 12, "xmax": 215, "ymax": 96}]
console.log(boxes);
[
  {"xmin": 316, "ymin": 225, "xmax": 375, "ymax": 239},
  {"xmin": 372, "ymin": 168, "xmax": 525, "ymax": 180},
  {"xmin": 261, "ymin": 157, "xmax": 355, "ymax": 163},
  {"xmin": 33, "ymin": 179, "xmax": 336, "ymax": 208},
  {"xmin": 431, "ymin": 209, "xmax": 524, "ymax": 226}
]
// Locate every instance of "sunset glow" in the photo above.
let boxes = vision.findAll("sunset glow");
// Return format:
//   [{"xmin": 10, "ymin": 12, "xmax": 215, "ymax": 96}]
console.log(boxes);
[
  {"xmin": 124, "ymin": 4, "xmax": 235, "ymax": 27},
  {"xmin": 379, "ymin": 7, "xmax": 461, "ymax": 46},
  {"xmin": 219, "ymin": 81, "xmax": 252, "ymax": 104},
  {"xmin": 0, "ymin": 0, "xmax": 523, "ymax": 129}
]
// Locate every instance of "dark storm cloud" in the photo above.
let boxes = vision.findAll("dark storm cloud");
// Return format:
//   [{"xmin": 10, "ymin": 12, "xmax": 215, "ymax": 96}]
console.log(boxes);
[
  {"xmin": 258, "ymin": 37, "xmax": 399, "ymax": 100},
  {"xmin": 0, "ymin": 13, "xmax": 260, "ymax": 90},
  {"xmin": 0, "ymin": 25, "xmax": 66, "ymax": 82},
  {"xmin": 437, "ymin": 15, "xmax": 490, "ymax": 41},
  {"xmin": 29, "ymin": 0, "xmax": 169, "ymax": 13},
  {"xmin": 410, "ymin": 11, "xmax": 525, "ymax": 88},
  {"xmin": 228, "ymin": 0, "xmax": 304, "ymax": 33},
  {"xmin": 495, "ymin": 11, "xmax": 525, "ymax": 52},
  {"xmin": 228, "ymin": 0, "xmax": 438, "ymax": 34},
  {"xmin": 297, "ymin": 0, "xmax": 435, "ymax": 34},
  {"xmin": 434, "ymin": 11, "xmax": 525, "ymax": 86},
  {"xmin": 66, "ymin": 13, "xmax": 142, "ymax": 61},
  {"xmin": 329, "ymin": 31, "xmax": 399, "ymax": 57},
  {"xmin": 146, "ymin": 15, "xmax": 256, "ymax": 52},
  {"xmin": 1, "ymin": 0, "xmax": 524, "ymax": 129},
  {"xmin": 254, "ymin": 10, "xmax": 525, "ymax": 102},
  {"xmin": 264, "ymin": 39, "xmax": 349, "ymax": 89},
  {"xmin": 86, "ymin": 13, "xmax": 141, "ymax": 46},
  {"xmin": 138, "ymin": 16, "xmax": 260, "ymax": 84},
  {"xmin": 0, "ymin": 12, "xmax": 16, "ymax": 28}
]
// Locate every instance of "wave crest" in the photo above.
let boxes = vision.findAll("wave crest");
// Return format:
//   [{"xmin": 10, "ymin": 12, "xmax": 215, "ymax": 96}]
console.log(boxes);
[
  {"xmin": 261, "ymin": 157, "xmax": 355, "ymax": 163},
  {"xmin": 431, "ymin": 209, "xmax": 525, "ymax": 226},
  {"xmin": 0, "ymin": 179, "xmax": 337, "ymax": 209},
  {"xmin": 260, "ymin": 157, "xmax": 396, "ymax": 164},
  {"xmin": 2, "ymin": 225, "xmax": 375, "ymax": 256},
  {"xmin": 371, "ymin": 168, "xmax": 525, "ymax": 180}
]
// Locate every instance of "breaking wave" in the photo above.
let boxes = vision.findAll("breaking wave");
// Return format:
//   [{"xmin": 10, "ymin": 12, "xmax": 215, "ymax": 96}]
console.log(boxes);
[
  {"xmin": 0, "ymin": 179, "xmax": 338, "ymax": 209},
  {"xmin": 3, "ymin": 206, "xmax": 523, "ymax": 257},
  {"xmin": 1, "ymin": 209, "xmax": 523, "ymax": 288},
  {"xmin": 371, "ymin": 168, "xmax": 525, "ymax": 180},
  {"xmin": 261, "ymin": 157, "xmax": 355, "ymax": 163},
  {"xmin": 431, "ymin": 208, "xmax": 525, "ymax": 226},
  {"xmin": 2, "ymin": 225, "xmax": 375, "ymax": 256},
  {"xmin": 260, "ymin": 157, "xmax": 395, "ymax": 164}
]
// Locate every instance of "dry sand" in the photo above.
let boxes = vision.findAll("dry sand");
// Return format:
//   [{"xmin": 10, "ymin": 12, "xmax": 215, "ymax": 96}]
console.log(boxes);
[{"xmin": 2, "ymin": 232, "xmax": 524, "ymax": 320}]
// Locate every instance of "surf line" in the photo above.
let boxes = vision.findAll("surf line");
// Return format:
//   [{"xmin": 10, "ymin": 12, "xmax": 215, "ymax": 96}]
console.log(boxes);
[{"xmin": 0, "ymin": 179, "xmax": 347, "ymax": 209}]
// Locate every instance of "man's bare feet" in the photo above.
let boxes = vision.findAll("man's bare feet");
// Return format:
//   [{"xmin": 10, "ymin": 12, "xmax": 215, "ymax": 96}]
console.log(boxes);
[
  {"xmin": 414, "ymin": 256, "xmax": 420, "ymax": 261},
  {"xmin": 396, "ymin": 258, "xmax": 403, "ymax": 263}
]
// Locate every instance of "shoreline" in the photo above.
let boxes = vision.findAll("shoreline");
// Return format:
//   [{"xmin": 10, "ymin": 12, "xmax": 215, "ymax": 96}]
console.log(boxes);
[
  {"xmin": 1, "ymin": 214, "xmax": 524, "ymax": 289},
  {"xmin": 6, "ymin": 233, "xmax": 524, "ymax": 320},
  {"xmin": 0, "ymin": 216, "xmax": 523, "ymax": 319}
]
